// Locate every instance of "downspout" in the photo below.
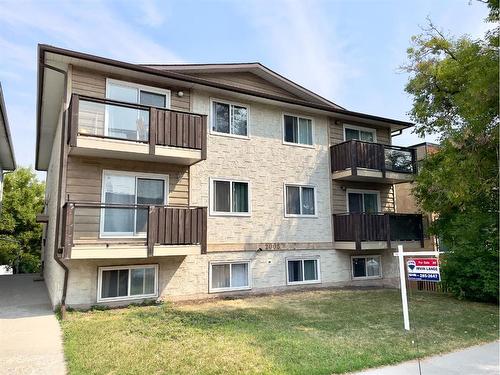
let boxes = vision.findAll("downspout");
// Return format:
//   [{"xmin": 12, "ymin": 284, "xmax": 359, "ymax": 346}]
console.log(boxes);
[{"xmin": 41, "ymin": 62, "xmax": 70, "ymax": 318}]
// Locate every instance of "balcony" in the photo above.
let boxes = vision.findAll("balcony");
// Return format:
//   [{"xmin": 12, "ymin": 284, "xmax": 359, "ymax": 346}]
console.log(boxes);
[
  {"xmin": 332, "ymin": 212, "xmax": 424, "ymax": 250},
  {"xmin": 330, "ymin": 140, "xmax": 417, "ymax": 183},
  {"xmin": 60, "ymin": 202, "xmax": 207, "ymax": 259},
  {"xmin": 67, "ymin": 94, "xmax": 207, "ymax": 165}
]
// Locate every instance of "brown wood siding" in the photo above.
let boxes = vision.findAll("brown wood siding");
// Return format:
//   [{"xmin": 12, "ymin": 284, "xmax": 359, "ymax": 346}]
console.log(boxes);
[
  {"xmin": 187, "ymin": 72, "xmax": 302, "ymax": 101},
  {"xmin": 66, "ymin": 156, "xmax": 189, "ymax": 242},
  {"xmin": 331, "ymin": 181, "xmax": 395, "ymax": 213},
  {"xmin": 71, "ymin": 66, "xmax": 191, "ymax": 111},
  {"xmin": 65, "ymin": 156, "xmax": 189, "ymax": 205},
  {"xmin": 328, "ymin": 118, "xmax": 391, "ymax": 146}
]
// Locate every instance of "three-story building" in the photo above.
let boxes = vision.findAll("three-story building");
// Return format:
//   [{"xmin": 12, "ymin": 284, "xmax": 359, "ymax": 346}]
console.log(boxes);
[{"xmin": 36, "ymin": 45, "xmax": 425, "ymax": 309}]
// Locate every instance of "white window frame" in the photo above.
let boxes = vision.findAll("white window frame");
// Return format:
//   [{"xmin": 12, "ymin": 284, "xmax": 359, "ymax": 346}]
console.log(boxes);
[
  {"xmin": 282, "ymin": 113, "xmax": 315, "ymax": 148},
  {"xmin": 100, "ymin": 170, "xmax": 169, "ymax": 238},
  {"xmin": 104, "ymin": 79, "xmax": 171, "ymax": 140},
  {"xmin": 209, "ymin": 98, "xmax": 250, "ymax": 139},
  {"xmin": 284, "ymin": 183, "xmax": 318, "ymax": 218},
  {"xmin": 97, "ymin": 264, "xmax": 159, "ymax": 303},
  {"xmin": 351, "ymin": 255, "xmax": 383, "ymax": 280},
  {"xmin": 209, "ymin": 177, "xmax": 251, "ymax": 217},
  {"xmin": 209, "ymin": 261, "xmax": 252, "ymax": 293},
  {"xmin": 345, "ymin": 189, "xmax": 381, "ymax": 213},
  {"xmin": 343, "ymin": 124, "xmax": 377, "ymax": 143},
  {"xmin": 286, "ymin": 257, "xmax": 321, "ymax": 285}
]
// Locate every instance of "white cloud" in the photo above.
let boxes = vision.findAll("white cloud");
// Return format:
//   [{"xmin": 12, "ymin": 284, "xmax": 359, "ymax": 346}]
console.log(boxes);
[
  {"xmin": 242, "ymin": 0, "xmax": 360, "ymax": 105},
  {"xmin": 0, "ymin": 0, "xmax": 182, "ymax": 64},
  {"xmin": 138, "ymin": 0, "xmax": 167, "ymax": 28}
]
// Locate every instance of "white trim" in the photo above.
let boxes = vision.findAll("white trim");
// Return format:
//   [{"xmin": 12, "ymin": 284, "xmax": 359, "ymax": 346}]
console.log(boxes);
[
  {"xmin": 209, "ymin": 177, "xmax": 251, "ymax": 217},
  {"xmin": 209, "ymin": 98, "xmax": 250, "ymax": 139},
  {"xmin": 343, "ymin": 123, "xmax": 377, "ymax": 142},
  {"xmin": 282, "ymin": 112, "xmax": 315, "ymax": 148},
  {"xmin": 286, "ymin": 257, "xmax": 321, "ymax": 285},
  {"xmin": 106, "ymin": 78, "xmax": 171, "ymax": 108},
  {"xmin": 104, "ymin": 79, "xmax": 171, "ymax": 142},
  {"xmin": 100, "ymin": 170, "xmax": 169, "ymax": 238},
  {"xmin": 283, "ymin": 183, "xmax": 318, "ymax": 218},
  {"xmin": 97, "ymin": 264, "xmax": 159, "ymax": 303},
  {"xmin": 345, "ymin": 188, "xmax": 381, "ymax": 213},
  {"xmin": 209, "ymin": 261, "xmax": 252, "ymax": 293},
  {"xmin": 351, "ymin": 255, "xmax": 383, "ymax": 280}
]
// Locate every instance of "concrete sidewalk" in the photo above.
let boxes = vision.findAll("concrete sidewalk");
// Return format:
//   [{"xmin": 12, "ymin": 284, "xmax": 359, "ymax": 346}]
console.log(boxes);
[
  {"xmin": 353, "ymin": 341, "xmax": 499, "ymax": 375},
  {"xmin": 0, "ymin": 274, "xmax": 66, "ymax": 375}
]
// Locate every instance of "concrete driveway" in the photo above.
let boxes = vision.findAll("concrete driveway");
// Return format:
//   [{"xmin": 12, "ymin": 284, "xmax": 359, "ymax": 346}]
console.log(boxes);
[
  {"xmin": 0, "ymin": 274, "xmax": 66, "ymax": 374},
  {"xmin": 352, "ymin": 340, "xmax": 499, "ymax": 375}
]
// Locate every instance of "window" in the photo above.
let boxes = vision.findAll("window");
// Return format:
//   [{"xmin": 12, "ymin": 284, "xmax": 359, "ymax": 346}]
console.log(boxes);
[
  {"xmin": 344, "ymin": 125, "xmax": 376, "ymax": 143},
  {"xmin": 284, "ymin": 115, "xmax": 313, "ymax": 146},
  {"xmin": 211, "ymin": 100, "xmax": 249, "ymax": 137},
  {"xmin": 210, "ymin": 179, "xmax": 250, "ymax": 216},
  {"xmin": 101, "ymin": 171, "xmax": 168, "ymax": 237},
  {"xmin": 98, "ymin": 265, "xmax": 158, "ymax": 302},
  {"xmin": 287, "ymin": 258, "xmax": 320, "ymax": 284},
  {"xmin": 210, "ymin": 262, "xmax": 250, "ymax": 292},
  {"xmin": 347, "ymin": 190, "xmax": 380, "ymax": 214},
  {"xmin": 352, "ymin": 256, "xmax": 382, "ymax": 279},
  {"xmin": 105, "ymin": 79, "xmax": 170, "ymax": 141},
  {"xmin": 285, "ymin": 184, "xmax": 316, "ymax": 216}
]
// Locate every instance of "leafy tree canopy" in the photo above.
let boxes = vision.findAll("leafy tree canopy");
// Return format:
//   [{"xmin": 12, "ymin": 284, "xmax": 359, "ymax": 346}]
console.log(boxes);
[
  {"xmin": 0, "ymin": 167, "xmax": 45, "ymax": 273},
  {"xmin": 402, "ymin": 0, "xmax": 499, "ymax": 302}
]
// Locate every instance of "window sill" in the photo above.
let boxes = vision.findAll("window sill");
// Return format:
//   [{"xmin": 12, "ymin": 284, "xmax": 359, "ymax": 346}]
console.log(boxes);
[
  {"xmin": 210, "ymin": 131, "xmax": 250, "ymax": 140},
  {"xmin": 97, "ymin": 293, "xmax": 158, "ymax": 303},
  {"xmin": 352, "ymin": 276, "xmax": 382, "ymax": 280},
  {"xmin": 284, "ymin": 214, "xmax": 318, "ymax": 219},
  {"xmin": 282, "ymin": 141, "xmax": 315, "ymax": 149},
  {"xmin": 209, "ymin": 286, "xmax": 251, "ymax": 293},
  {"xmin": 210, "ymin": 211, "xmax": 251, "ymax": 217},
  {"xmin": 287, "ymin": 280, "xmax": 321, "ymax": 286}
]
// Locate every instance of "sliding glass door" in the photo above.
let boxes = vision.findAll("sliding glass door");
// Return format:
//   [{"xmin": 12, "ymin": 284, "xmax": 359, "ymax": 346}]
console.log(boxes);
[{"xmin": 101, "ymin": 172, "xmax": 167, "ymax": 237}]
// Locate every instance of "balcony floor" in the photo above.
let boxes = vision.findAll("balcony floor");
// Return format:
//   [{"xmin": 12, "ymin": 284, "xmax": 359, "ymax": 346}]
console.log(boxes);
[
  {"xmin": 69, "ymin": 244, "xmax": 201, "ymax": 259},
  {"xmin": 334, "ymin": 240, "xmax": 424, "ymax": 251},
  {"xmin": 71, "ymin": 135, "xmax": 202, "ymax": 165},
  {"xmin": 332, "ymin": 167, "xmax": 414, "ymax": 184}
]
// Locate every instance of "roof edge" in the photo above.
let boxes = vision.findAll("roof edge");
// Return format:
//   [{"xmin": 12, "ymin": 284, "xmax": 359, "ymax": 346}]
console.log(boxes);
[
  {"xmin": 36, "ymin": 44, "xmax": 414, "ymax": 168},
  {"xmin": 0, "ymin": 83, "xmax": 16, "ymax": 170}
]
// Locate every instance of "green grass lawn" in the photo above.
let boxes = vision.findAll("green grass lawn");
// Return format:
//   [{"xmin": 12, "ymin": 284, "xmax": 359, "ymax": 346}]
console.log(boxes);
[{"xmin": 61, "ymin": 289, "xmax": 499, "ymax": 375}]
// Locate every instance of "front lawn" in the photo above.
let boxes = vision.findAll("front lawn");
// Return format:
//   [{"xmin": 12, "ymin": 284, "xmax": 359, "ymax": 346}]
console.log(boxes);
[{"xmin": 61, "ymin": 289, "xmax": 498, "ymax": 374}]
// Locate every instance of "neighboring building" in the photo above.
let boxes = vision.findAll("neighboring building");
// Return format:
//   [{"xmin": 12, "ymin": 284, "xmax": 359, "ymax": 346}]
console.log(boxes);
[
  {"xmin": 395, "ymin": 142, "xmax": 441, "ymax": 250},
  {"xmin": 36, "ymin": 45, "xmax": 428, "ymax": 309},
  {"xmin": 0, "ymin": 83, "xmax": 16, "ymax": 213}
]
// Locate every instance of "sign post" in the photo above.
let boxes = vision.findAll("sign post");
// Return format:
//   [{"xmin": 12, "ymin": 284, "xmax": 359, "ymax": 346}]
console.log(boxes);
[
  {"xmin": 393, "ymin": 246, "xmax": 442, "ymax": 331},
  {"xmin": 396, "ymin": 245, "xmax": 410, "ymax": 330}
]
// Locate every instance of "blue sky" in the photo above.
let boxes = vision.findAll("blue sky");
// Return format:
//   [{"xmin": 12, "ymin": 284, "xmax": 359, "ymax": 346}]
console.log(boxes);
[{"xmin": 0, "ymin": 0, "xmax": 491, "ymax": 175}]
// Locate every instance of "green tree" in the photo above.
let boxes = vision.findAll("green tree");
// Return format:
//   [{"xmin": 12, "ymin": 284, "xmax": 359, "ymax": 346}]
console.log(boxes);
[
  {"xmin": 402, "ymin": 1, "xmax": 499, "ymax": 302},
  {"xmin": 0, "ymin": 167, "xmax": 45, "ymax": 273}
]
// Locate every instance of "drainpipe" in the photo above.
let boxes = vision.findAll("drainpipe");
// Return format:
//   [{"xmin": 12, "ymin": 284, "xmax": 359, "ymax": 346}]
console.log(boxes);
[{"xmin": 41, "ymin": 62, "xmax": 70, "ymax": 318}]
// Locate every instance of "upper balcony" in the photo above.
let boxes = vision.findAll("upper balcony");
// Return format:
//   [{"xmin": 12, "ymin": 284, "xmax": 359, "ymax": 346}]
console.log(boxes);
[
  {"xmin": 60, "ymin": 202, "xmax": 207, "ymax": 259},
  {"xmin": 67, "ymin": 94, "xmax": 207, "ymax": 165},
  {"xmin": 332, "ymin": 212, "xmax": 424, "ymax": 250},
  {"xmin": 330, "ymin": 140, "xmax": 417, "ymax": 184}
]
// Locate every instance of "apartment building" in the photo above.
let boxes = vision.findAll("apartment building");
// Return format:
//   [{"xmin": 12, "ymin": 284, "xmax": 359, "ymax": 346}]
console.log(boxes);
[
  {"xmin": 36, "ymin": 45, "xmax": 426, "ymax": 309},
  {"xmin": 0, "ymin": 83, "xmax": 16, "ymax": 212}
]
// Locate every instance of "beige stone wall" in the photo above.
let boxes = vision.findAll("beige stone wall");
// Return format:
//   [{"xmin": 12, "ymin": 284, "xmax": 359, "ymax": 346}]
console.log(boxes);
[
  {"xmin": 64, "ymin": 249, "xmax": 399, "ymax": 308},
  {"xmin": 189, "ymin": 90, "xmax": 333, "ymax": 246}
]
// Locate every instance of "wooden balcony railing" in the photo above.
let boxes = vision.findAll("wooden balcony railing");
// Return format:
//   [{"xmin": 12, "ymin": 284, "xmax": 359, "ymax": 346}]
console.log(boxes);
[
  {"xmin": 332, "ymin": 212, "xmax": 424, "ymax": 250},
  {"xmin": 68, "ymin": 94, "xmax": 207, "ymax": 159},
  {"xmin": 60, "ymin": 202, "xmax": 207, "ymax": 258},
  {"xmin": 330, "ymin": 140, "xmax": 417, "ymax": 176}
]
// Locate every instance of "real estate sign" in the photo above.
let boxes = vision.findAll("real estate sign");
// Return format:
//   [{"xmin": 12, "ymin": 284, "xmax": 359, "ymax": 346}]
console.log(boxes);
[{"xmin": 407, "ymin": 258, "xmax": 440, "ymax": 282}]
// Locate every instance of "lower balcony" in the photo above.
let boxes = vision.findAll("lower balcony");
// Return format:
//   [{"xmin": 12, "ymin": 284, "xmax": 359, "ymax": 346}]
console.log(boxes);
[
  {"xmin": 61, "ymin": 202, "xmax": 207, "ymax": 259},
  {"xmin": 332, "ymin": 212, "xmax": 424, "ymax": 250}
]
